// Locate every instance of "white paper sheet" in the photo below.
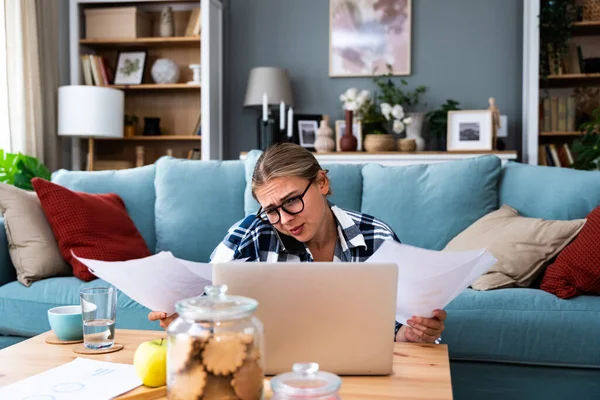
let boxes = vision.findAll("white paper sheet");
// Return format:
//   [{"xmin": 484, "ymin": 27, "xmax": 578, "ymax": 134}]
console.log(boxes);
[
  {"xmin": 366, "ymin": 241, "xmax": 497, "ymax": 324},
  {"xmin": 74, "ymin": 251, "xmax": 211, "ymax": 315},
  {"xmin": 0, "ymin": 357, "xmax": 141, "ymax": 399}
]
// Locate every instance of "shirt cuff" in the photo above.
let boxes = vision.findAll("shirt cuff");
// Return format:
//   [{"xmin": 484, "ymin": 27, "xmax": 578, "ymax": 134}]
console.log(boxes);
[{"xmin": 394, "ymin": 321, "xmax": 402, "ymax": 341}]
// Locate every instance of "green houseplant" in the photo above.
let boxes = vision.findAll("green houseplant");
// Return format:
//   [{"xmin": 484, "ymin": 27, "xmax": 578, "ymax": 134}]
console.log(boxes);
[
  {"xmin": 572, "ymin": 108, "xmax": 600, "ymax": 170},
  {"xmin": 0, "ymin": 150, "xmax": 51, "ymax": 191},
  {"xmin": 426, "ymin": 99, "xmax": 461, "ymax": 151},
  {"xmin": 124, "ymin": 114, "xmax": 139, "ymax": 138},
  {"xmin": 539, "ymin": 0, "xmax": 578, "ymax": 80}
]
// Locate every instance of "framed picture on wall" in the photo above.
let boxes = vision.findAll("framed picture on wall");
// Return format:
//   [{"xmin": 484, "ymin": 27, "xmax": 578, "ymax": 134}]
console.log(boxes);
[
  {"xmin": 335, "ymin": 120, "xmax": 363, "ymax": 151},
  {"xmin": 329, "ymin": 0, "xmax": 412, "ymax": 77},
  {"xmin": 446, "ymin": 110, "xmax": 493, "ymax": 152},
  {"xmin": 113, "ymin": 50, "xmax": 147, "ymax": 85}
]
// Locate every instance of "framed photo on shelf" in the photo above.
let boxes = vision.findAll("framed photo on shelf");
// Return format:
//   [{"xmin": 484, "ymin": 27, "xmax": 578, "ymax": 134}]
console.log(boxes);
[
  {"xmin": 335, "ymin": 120, "xmax": 363, "ymax": 151},
  {"xmin": 447, "ymin": 110, "xmax": 493, "ymax": 152},
  {"xmin": 329, "ymin": 0, "xmax": 411, "ymax": 77},
  {"xmin": 113, "ymin": 50, "xmax": 147, "ymax": 85},
  {"xmin": 298, "ymin": 120, "xmax": 319, "ymax": 149}
]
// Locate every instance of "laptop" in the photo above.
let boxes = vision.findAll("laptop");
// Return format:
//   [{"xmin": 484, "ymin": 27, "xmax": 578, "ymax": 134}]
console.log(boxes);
[{"xmin": 212, "ymin": 262, "xmax": 398, "ymax": 376}]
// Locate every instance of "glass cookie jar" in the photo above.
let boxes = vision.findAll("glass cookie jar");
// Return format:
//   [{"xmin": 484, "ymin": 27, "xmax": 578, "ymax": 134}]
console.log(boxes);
[
  {"xmin": 166, "ymin": 284, "xmax": 264, "ymax": 400},
  {"xmin": 270, "ymin": 363, "xmax": 342, "ymax": 400}
]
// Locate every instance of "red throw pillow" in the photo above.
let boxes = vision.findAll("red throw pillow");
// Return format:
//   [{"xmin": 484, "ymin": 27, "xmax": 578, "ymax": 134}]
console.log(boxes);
[
  {"xmin": 541, "ymin": 206, "xmax": 600, "ymax": 299},
  {"xmin": 32, "ymin": 178, "xmax": 152, "ymax": 281}
]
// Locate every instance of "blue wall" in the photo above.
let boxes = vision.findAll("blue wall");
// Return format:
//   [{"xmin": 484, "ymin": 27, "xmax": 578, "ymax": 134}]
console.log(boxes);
[{"xmin": 224, "ymin": 0, "xmax": 523, "ymax": 159}]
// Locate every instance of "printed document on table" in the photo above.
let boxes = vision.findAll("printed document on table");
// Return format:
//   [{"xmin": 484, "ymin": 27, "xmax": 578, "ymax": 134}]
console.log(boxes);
[
  {"xmin": 74, "ymin": 251, "xmax": 212, "ymax": 315},
  {"xmin": 366, "ymin": 241, "xmax": 497, "ymax": 324},
  {"xmin": 0, "ymin": 357, "xmax": 141, "ymax": 400}
]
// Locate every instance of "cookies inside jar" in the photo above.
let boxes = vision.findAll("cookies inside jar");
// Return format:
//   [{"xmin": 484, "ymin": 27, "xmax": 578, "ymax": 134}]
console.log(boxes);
[{"xmin": 168, "ymin": 330, "xmax": 264, "ymax": 400}]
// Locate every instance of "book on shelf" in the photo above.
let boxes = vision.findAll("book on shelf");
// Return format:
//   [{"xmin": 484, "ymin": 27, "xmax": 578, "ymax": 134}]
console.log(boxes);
[
  {"xmin": 539, "ymin": 95, "xmax": 576, "ymax": 133},
  {"xmin": 538, "ymin": 143, "xmax": 574, "ymax": 167},
  {"xmin": 80, "ymin": 54, "xmax": 112, "ymax": 86},
  {"xmin": 187, "ymin": 148, "xmax": 201, "ymax": 160},
  {"xmin": 184, "ymin": 8, "xmax": 201, "ymax": 37}
]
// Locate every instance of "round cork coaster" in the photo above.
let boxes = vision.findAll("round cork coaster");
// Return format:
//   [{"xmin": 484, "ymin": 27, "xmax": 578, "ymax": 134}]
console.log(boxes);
[
  {"xmin": 72, "ymin": 343, "xmax": 124, "ymax": 355},
  {"xmin": 45, "ymin": 335, "xmax": 83, "ymax": 345}
]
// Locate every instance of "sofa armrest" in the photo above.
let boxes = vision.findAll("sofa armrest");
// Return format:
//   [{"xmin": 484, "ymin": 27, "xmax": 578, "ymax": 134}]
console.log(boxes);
[{"xmin": 0, "ymin": 218, "xmax": 16, "ymax": 286}]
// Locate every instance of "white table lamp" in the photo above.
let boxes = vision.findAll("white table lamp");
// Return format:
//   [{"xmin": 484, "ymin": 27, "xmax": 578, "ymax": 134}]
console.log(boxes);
[{"xmin": 58, "ymin": 85, "xmax": 124, "ymax": 170}]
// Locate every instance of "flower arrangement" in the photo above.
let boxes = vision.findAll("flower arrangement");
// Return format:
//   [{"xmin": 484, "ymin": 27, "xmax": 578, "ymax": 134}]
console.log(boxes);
[{"xmin": 339, "ymin": 64, "xmax": 426, "ymax": 135}]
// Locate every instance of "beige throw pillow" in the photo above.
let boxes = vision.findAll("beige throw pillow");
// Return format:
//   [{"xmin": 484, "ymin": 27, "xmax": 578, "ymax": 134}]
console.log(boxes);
[
  {"xmin": 443, "ymin": 204, "xmax": 586, "ymax": 291},
  {"xmin": 0, "ymin": 183, "xmax": 71, "ymax": 286}
]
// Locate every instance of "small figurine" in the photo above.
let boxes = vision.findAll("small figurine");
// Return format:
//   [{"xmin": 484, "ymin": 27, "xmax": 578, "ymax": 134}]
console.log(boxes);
[{"xmin": 489, "ymin": 97, "xmax": 501, "ymax": 150}]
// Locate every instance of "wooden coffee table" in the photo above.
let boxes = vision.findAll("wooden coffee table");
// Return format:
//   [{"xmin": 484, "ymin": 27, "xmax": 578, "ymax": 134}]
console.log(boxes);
[{"xmin": 0, "ymin": 329, "xmax": 453, "ymax": 399}]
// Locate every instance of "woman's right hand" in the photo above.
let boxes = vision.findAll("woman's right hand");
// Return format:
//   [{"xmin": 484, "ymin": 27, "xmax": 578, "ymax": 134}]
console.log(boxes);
[{"xmin": 148, "ymin": 311, "xmax": 178, "ymax": 330}]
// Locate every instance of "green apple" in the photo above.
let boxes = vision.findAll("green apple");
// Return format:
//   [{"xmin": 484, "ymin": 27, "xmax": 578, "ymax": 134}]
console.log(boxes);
[{"xmin": 133, "ymin": 339, "xmax": 168, "ymax": 387}]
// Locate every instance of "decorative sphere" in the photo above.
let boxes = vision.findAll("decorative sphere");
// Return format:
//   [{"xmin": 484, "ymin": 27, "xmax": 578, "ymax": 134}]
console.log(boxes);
[{"xmin": 151, "ymin": 59, "xmax": 180, "ymax": 84}]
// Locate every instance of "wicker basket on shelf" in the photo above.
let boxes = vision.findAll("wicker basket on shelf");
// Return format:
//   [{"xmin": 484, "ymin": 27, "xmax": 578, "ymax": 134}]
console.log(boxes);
[{"xmin": 583, "ymin": 0, "xmax": 600, "ymax": 21}]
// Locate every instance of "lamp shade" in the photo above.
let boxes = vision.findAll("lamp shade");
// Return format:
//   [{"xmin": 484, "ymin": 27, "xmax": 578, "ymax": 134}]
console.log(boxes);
[
  {"xmin": 244, "ymin": 67, "xmax": 293, "ymax": 107},
  {"xmin": 58, "ymin": 85, "xmax": 124, "ymax": 138}
]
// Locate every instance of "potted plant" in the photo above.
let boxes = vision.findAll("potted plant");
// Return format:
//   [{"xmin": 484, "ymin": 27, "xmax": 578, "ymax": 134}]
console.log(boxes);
[
  {"xmin": 124, "ymin": 114, "xmax": 139, "ymax": 138},
  {"xmin": 0, "ymin": 150, "xmax": 51, "ymax": 191},
  {"xmin": 539, "ymin": 0, "xmax": 577, "ymax": 81},
  {"xmin": 572, "ymin": 107, "xmax": 600, "ymax": 170},
  {"xmin": 425, "ymin": 99, "xmax": 461, "ymax": 151},
  {"xmin": 372, "ymin": 64, "xmax": 427, "ymax": 150}
]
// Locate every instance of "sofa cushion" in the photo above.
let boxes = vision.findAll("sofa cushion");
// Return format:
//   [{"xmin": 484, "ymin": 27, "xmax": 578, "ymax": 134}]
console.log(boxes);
[
  {"xmin": 444, "ymin": 205, "xmax": 586, "ymax": 290},
  {"xmin": 0, "ymin": 277, "xmax": 160, "ymax": 338},
  {"xmin": 0, "ymin": 183, "xmax": 70, "ymax": 286},
  {"xmin": 445, "ymin": 288, "xmax": 600, "ymax": 368},
  {"xmin": 0, "ymin": 218, "xmax": 16, "ymax": 287},
  {"xmin": 243, "ymin": 150, "xmax": 364, "ymax": 215},
  {"xmin": 52, "ymin": 165, "xmax": 156, "ymax": 252},
  {"xmin": 361, "ymin": 155, "xmax": 501, "ymax": 250},
  {"xmin": 499, "ymin": 162, "xmax": 600, "ymax": 220},
  {"xmin": 155, "ymin": 157, "xmax": 246, "ymax": 262},
  {"xmin": 541, "ymin": 205, "xmax": 600, "ymax": 299}
]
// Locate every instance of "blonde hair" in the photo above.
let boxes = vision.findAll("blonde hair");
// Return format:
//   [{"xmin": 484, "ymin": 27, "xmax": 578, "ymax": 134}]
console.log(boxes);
[{"xmin": 252, "ymin": 143, "xmax": 331, "ymax": 199}]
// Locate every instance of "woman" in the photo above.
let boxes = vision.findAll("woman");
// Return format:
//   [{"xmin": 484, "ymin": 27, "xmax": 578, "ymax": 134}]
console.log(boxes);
[{"xmin": 149, "ymin": 143, "xmax": 445, "ymax": 343}]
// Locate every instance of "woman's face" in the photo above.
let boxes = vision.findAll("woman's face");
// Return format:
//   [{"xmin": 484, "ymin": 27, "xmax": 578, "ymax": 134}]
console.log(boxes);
[{"xmin": 255, "ymin": 172, "xmax": 330, "ymax": 242}]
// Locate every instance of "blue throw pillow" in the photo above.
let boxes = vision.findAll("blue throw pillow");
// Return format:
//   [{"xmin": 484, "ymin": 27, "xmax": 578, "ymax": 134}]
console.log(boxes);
[
  {"xmin": 499, "ymin": 161, "xmax": 600, "ymax": 220},
  {"xmin": 361, "ymin": 155, "xmax": 501, "ymax": 250},
  {"xmin": 52, "ymin": 165, "xmax": 157, "ymax": 252},
  {"xmin": 155, "ymin": 157, "xmax": 246, "ymax": 262}
]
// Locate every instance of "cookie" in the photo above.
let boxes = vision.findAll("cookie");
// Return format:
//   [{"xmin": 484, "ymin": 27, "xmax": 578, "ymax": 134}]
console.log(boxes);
[
  {"xmin": 169, "ymin": 334, "xmax": 207, "ymax": 373},
  {"xmin": 231, "ymin": 359, "xmax": 264, "ymax": 400},
  {"xmin": 239, "ymin": 332, "xmax": 254, "ymax": 345},
  {"xmin": 202, "ymin": 334, "xmax": 246, "ymax": 375},
  {"xmin": 246, "ymin": 346, "xmax": 261, "ymax": 361},
  {"xmin": 168, "ymin": 363, "xmax": 206, "ymax": 400},
  {"xmin": 203, "ymin": 373, "xmax": 238, "ymax": 400}
]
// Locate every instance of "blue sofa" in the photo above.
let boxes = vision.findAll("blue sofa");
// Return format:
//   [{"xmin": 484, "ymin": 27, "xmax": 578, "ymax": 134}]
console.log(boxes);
[{"xmin": 0, "ymin": 151, "xmax": 599, "ymax": 399}]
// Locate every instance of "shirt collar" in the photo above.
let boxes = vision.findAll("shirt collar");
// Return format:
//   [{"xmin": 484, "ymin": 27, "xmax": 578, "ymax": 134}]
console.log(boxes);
[{"xmin": 330, "ymin": 204, "xmax": 367, "ymax": 251}]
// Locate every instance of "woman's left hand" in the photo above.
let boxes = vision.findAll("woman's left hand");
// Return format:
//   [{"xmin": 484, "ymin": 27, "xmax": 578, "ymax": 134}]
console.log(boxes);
[{"xmin": 396, "ymin": 309, "xmax": 446, "ymax": 343}]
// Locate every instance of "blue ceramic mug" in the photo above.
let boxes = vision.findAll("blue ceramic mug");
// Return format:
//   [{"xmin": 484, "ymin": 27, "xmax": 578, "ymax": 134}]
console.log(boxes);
[{"xmin": 47, "ymin": 305, "xmax": 83, "ymax": 341}]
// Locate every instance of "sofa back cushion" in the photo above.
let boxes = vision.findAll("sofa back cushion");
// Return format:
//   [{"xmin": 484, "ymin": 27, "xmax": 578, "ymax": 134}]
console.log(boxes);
[
  {"xmin": 52, "ymin": 165, "xmax": 156, "ymax": 252},
  {"xmin": 155, "ymin": 157, "xmax": 246, "ymax": 262},
  {"xmin": 499, "ymin": 162, "xmax": 600, "ymax": 220},
  {"xmin": 243, "ymin": 150, "xmax": 363, "ymax": 215},
  {"xmin": 361, "ymin": 155, "xmax": 501, "ymax": 250}
]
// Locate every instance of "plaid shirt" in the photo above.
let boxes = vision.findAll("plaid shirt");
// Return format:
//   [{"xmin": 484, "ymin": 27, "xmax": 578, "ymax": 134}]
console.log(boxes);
[
  {"xmin": 210, "ymin": 204, "xmax": 400, "ymax": 263},
  {"xmin": 209, "ymin": 204, "xmax": 403, "ymax": 339}
]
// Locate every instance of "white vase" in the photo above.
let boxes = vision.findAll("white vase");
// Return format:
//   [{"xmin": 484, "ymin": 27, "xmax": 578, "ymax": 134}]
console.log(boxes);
[
  {"xmin": 405, "ymin": 112, "xmax": 426, "ymax": 151},
  {"xmin": 151, "ymin": 59, "xmax": 180, "ymax": 84},
  {"xmin": 159, "ymin": 7, "xmax": 174, "ymax": 37},
  {"xmin": 314, "ymin": 118, "xmax": 335, "ymax": 153}
]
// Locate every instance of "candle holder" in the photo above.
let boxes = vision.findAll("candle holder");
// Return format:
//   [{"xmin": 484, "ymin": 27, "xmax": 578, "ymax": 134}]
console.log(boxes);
[{"xmin": 258, "ymin": 116, "xmax": 276, "ymax": 150}]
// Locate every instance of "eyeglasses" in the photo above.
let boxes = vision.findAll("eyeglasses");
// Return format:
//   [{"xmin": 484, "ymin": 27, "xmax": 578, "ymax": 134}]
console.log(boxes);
[{"xmin": 257, "ymin": 181, "xmax": 313, "ymax": 224}]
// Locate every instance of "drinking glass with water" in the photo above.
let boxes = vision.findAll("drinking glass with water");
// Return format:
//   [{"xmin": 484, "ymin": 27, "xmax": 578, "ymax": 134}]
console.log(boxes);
[{"xmin": 80, "ymin": 287, "xmax": 117, "ymax": 349}]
